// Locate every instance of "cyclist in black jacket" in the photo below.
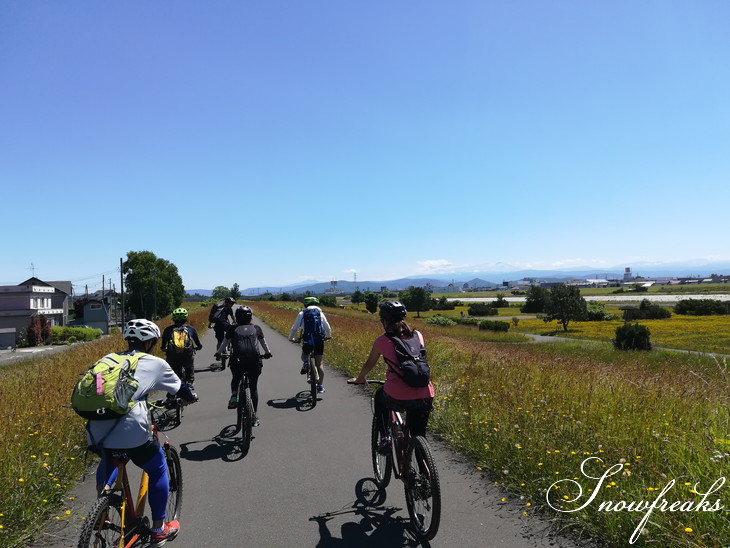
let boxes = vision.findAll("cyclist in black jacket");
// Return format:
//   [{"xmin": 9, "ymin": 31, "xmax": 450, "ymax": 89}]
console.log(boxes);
[{"xmin": 215, "ymin": 306, "xmax": 272, "ymax": 426}]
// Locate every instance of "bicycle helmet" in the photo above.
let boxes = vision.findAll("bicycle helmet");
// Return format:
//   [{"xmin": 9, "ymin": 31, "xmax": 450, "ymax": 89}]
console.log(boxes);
[
  {"xmin": 225, "ymin": 296, "xmax": 236, "ymax": 305},
  {"xmin": 379, "ymin": 300, "xmax": 407, "ymax": 323},
  {"xmin": 303, "ymin": 297, "xmax": 319, "ymax": 306},
  {"xmin": 123, "ymin": 319, "xmax": 161, "ymax": 341},
  {"xmin": 171, "ymin": 307, "xmax": 188, "ymax": 321},
  {"xmin": 235, "ymin": 305, "xmax": 253, "ymax": 323}
]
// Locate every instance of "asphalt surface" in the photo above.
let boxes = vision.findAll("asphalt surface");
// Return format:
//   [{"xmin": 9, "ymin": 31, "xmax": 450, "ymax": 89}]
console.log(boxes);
[{"xmin": 30, "ymin": 321, "xmax": 592, "ymax": 548}]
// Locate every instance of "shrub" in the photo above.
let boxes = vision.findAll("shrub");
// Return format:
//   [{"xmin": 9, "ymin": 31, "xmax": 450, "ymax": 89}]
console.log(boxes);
[
  {"xmin": 634, "ymin": 299, "xmax": 672, "ymax": 320},
  {"xmin": 613, "ymin": 323, "xmax": 652, "ymax": 350},
  {"xmin": 468, "ymin": 303, "xmax": 498, "ymax": 316},
  {"xmin": 454, "ymin": 317, "xmax": 480, "ymax": 326},
  {"xmin": 512, "ymin": 317, "xmax": 520, "ymax": 327},
  {"xmin": 492, "ymin": 294, "xmax": 510, "ymax": 308},
  {"xmin": 319, "ymin": 295, "xmax": 338, "ymax": 307},
  {"xmin": 431, "ymin": 296, "xmax": 458, "ymax": 310},
  {"xmin": 51, "ymin": 326, "xmax": 103, "ymax": 344},
  {"xmin": 425, "ymin": 314, "xmax": 457, "ymax": 327},
  {"xmin": 674, "ymin": 298, "xmax": 728, "ymax": 316},
  {"xmin": 584, "ymin": 302, "xmax": 615, "ymax": 321},
  {"xmin": 478, "ymin": 319, "xmax": 510, "ymax": 332}
]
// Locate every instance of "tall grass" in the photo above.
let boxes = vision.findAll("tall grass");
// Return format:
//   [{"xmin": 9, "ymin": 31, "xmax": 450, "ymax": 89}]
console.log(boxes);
[
  {"xmin": 0, "ymin": 305, "xmax": 209, "ymax": 548},
  {"xmin": 255, "ymin": 302, "xmax": 730, "ymax": 547}
]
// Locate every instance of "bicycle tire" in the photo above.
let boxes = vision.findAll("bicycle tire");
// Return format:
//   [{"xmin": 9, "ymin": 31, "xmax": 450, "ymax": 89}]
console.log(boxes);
[
  {"xmin": 371, "ymin": 414, "xmax": 392, "ymax": 488},
  {"xmin": 403, "ymin": 435, "xmax": 441, "ymax": 541},
  {"xmin": 308, "ymin": 355, "xmax": 318, "ymax": 408},
  {"xmin": 77, "ymin": 493, "xmax": 125, "ymax": 548},
  {"xmin": 238, "ymin": 379, "xmax": 254, "ymax": 453},
  {"xmin": 166, "ymin": 445, "xmax": 183, "ymax": 521}
]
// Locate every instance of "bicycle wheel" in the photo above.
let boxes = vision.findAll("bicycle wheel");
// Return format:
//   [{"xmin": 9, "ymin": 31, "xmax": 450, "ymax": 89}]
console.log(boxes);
[
  {"xmin": 371, "ymin": 414, "xmax": 392, "ymax": 488},
  {"xmin": 308, "ymin": 358, "xmax": 318, "ymax": 408},
  {"xmin": 166, "ymin": 445, "xmax": 183, "ymax": 521},
  {"xmin": 403, "ymin": 436, "xmax": 441, "ymax": 541},
  {"xmin": 77, "ymin": 493, "xmax": 125, "ymax": 548},
  {"xmin": 238, "ymin": 379, "xmax": 253, "ymax": 453}
]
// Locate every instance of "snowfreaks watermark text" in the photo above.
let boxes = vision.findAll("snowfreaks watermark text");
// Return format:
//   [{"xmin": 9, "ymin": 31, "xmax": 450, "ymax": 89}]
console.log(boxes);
[{"xmin": 546, "ymin": 457, "xmax": 726, "ymax": 544}]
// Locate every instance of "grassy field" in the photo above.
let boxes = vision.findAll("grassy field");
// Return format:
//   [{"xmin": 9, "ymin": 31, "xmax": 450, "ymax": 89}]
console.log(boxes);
[
  {"xmin": 3, "ymin": 300, "xmax": 729, "ymax": 547},
  {"xmin": 255, "ymin": 301, "xmax": 730, "ymax": 547},
  {"xmin": 436, "ymin": 283, "xmax": 730, "ymax": 299},
  {"xmin": 378, "ymin": 303, "xmax": 730, "ymax": 355},
  {"xmin": 0, "ymin": 305, "xmax": 208, "ymax": 548}
]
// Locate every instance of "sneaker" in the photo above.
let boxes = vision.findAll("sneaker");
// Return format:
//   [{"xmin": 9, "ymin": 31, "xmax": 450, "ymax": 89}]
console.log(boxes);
[
  {"xmin": 317, "ymin": 385, "xmax": 326, "ymax": 394},
  {"xmin": 377, "ymin": 436, "xmax": 392, "ymax": 455},
  {"xmin": 300, "ymin": 362, "xmax": 308, "ymax": 375},
  {"xmin": 227, "ymin": 396, "xmax": 237, "ymax": 409},
  {"xmin": 253, "ymin": 418, "xmax": 261, "ymax": 427},
  {"xmin": 149, "ymin": 520, "xmax": 180, "ymax": 547}
]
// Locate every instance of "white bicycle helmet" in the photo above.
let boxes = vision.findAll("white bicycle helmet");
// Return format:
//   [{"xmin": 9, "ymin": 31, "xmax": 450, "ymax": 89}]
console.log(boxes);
[{"xmin": 123, "ymin": 319, "xmax": 160, "ymax": 341}]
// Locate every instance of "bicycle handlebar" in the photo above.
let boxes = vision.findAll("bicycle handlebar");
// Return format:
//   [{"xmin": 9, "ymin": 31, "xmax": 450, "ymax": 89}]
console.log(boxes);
[{"xmin": 347, "ymin": 379, "xmax": 384, "ymax": 386}]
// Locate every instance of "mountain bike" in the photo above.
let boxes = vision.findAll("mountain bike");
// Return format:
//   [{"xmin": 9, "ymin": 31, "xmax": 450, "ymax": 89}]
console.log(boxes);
[
  {"xmin": 292, "ymin": 338, "xmax": 323, "ymax": 408},
  {"xmin": 77, "ymin": 403, "xmax": 184, "ymax": 548},
  {"xmin": 234, "ymin": 354, "xmax": 271, "ymax": 453},
  {"xmin": 348, "ymin": 379, "xmax": 441, "ymax": 541},
  {"xmin": 236, "ymin": 368, "xmax": 255, "ymax": 454}
]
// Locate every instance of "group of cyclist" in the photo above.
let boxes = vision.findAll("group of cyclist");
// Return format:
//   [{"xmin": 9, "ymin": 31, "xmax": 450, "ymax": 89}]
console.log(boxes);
[{"xmin": 83, "ymin": 295, "xmax": 432, "ymax": 546}]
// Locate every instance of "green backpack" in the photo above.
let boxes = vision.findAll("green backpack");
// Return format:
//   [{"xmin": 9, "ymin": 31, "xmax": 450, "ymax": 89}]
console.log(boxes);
[{"xmin": 71, "ymin": 352, "xmax": 145, "ymax": 420}]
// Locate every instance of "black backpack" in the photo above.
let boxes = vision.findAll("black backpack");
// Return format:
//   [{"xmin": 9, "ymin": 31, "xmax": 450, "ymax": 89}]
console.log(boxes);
[
  {"xmin": 231, "ymin": 324, "xmax": 261, "ymax": 361},
  {"xmin": 384, "ymin": 332, "xmax": 431, "ymax": 388},
  {"xmin": 209, "ymin": 302, "xmax": 231, "ymax": 324}
]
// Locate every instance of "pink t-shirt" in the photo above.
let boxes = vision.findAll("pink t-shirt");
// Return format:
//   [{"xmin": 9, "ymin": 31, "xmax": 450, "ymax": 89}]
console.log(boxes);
[{"xmin": 374, "ymin": 330, "xmax": 435, "ymax": 400}]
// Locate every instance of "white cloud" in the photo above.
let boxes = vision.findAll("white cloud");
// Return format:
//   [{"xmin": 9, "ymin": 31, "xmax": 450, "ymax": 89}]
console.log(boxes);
[{"xmin": 415, "ymin": 259, "xmax": 457, "ymax": 274}]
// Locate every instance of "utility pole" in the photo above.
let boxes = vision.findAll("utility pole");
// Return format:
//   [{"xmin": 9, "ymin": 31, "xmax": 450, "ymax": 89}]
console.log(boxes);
[{"xmin": 120, "ymin": 258, "xmax": 125, "ymax": 323}]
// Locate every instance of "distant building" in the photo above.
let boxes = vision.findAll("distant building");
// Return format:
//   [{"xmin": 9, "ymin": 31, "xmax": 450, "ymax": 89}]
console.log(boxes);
[{"xmin": 0, "ymin": 277, "xmax": 71, "ymax": 347}]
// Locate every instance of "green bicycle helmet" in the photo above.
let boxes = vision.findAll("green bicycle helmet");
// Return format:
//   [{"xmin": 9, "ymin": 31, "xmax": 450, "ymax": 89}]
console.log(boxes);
[
  {"xmin": 171, "ymin": 307, "xmax": 188, "ymax": 321},
  {"xmin": 303, "ymin": 297, "xmax": 319, "ymax": 306}
]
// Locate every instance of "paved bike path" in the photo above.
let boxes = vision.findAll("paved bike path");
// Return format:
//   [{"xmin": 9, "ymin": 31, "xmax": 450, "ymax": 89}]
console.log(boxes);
[{"xmin": 32, "ymin": 319, "xmax": 592, "ymax": 547}]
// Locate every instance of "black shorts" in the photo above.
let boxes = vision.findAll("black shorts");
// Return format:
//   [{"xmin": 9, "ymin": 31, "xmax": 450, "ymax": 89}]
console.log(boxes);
[{"xmin": 303, "ymin": 339, "xmax": 325, "ymax": 356}]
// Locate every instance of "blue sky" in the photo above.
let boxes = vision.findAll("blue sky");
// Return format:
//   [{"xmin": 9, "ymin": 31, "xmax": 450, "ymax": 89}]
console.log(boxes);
[{"xmin": 2, "ymin": 1, "xmax": 729, "ymax": 293}]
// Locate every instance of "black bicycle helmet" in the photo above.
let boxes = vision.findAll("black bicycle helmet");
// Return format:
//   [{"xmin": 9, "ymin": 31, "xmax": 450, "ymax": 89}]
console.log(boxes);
[
  {"xmin": 235, "ymin": 305, "xmax": 253, "ymax": 323},
  {"xmin": 379, "ymin": 300, "xmax": 407, "ymax": 323}
]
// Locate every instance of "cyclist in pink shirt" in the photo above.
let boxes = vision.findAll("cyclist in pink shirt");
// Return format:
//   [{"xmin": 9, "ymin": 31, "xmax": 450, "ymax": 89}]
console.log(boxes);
[{"xmin": 349, "ymin": 301, "xmax": 435, "ymax": 448}]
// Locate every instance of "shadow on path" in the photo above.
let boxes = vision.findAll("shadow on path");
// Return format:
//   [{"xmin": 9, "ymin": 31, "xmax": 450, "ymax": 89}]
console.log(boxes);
[
  {"xmin": 179, "ymin": 426, "xmax": 251, "ymax": 463},
  {"xmin": 267, "ymin": 392, "xmax": 317, "ymax": 412},
  {"xmin": 311, "ymin": 478, "xmax": 429, "ymax": 548}
]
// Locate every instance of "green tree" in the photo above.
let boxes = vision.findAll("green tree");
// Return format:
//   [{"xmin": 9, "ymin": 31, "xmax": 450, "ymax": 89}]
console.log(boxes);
[
  {"xmin": 364, "ymin": 292, "xmax": 380, "ymax": 314},
  {"xmin": 211, "ymin": 286, "xmax": 230, "ymax": 300},
  {"xmin": 123, "ymin": 251, "xmax": 186, "ymax": 319},
  {"xmin": 230, "ymin": 283, "xmax": 242, "ymax": 300},
  {"xmin": 399, "ymin": 286, "xmax": 431, "ymax": 318},
  {"xmin": 542, "ymin": 284, "xmax": 587, "ymax": 332},
  {"xmin": 520, "ymin": 285, "xmax": 548, "ymax": 313},
  {"xmin": 351, "ymin": 290, "xmax": 364, "ymax": 305}
]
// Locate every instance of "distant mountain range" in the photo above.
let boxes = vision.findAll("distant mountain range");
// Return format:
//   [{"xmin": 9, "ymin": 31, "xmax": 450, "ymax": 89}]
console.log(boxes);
[{"xmin": 186, "ymin": 260, "xmax": 730, "ymax": 297}]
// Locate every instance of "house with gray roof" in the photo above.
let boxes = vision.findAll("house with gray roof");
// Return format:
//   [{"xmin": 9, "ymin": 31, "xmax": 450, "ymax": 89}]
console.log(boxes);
[{"xmin": 0, "ymin": 277, "xmax": 71, "ymax": 347}]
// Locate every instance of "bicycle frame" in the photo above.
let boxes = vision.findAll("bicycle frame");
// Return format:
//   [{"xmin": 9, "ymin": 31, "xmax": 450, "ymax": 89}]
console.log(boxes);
[{"xmin": 100, "ymin": 451, "xmax": 150, "ymax": 547}]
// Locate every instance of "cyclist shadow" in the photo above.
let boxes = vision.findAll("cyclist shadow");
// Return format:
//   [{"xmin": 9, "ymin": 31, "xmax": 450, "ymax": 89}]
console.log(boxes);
[
  {"xmin": 194, "ymin": 362, "xmax": 224, "ymax": 373},
  {"xmin": 267, "ymin": 393, "xmax": 316, "ymax": 412},
  {"xmin": 178, "ymin": 427, "xmax": 251, "ymax": 463},
  {"xmin": 310, "ymin": 478, "xmax": 430, "ymax": 548}
]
